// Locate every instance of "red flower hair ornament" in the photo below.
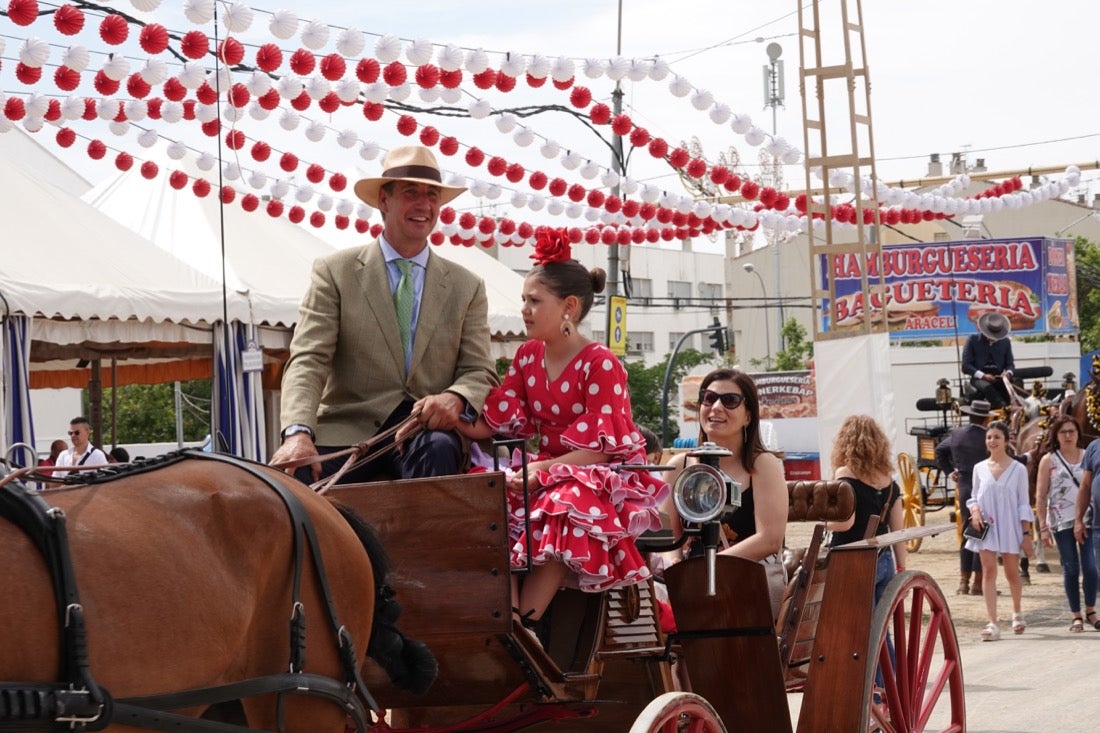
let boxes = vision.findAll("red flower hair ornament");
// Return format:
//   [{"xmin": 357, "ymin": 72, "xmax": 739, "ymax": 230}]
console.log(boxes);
[{"xmin": 530, "ymin": 226, "xmax": 572, "ymax": 265}]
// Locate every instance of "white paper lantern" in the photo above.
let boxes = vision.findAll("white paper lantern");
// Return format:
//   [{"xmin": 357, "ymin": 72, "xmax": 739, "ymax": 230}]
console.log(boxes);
[
  {"xmin": 62, "ymin": 45, "xmax": 90, "ymax": 73},
  {"xmin": 178, "ymin": 61, "xmax": 206, "ymax": 89},
  {"xmin": 336, "ymin": 199, "xmax": 354, "ymax": 217},
  {"xmin": 406, "ymin": 38, "xmax": 433, "ymax": 66},
  {"xmin": 124, "ymin": 99, "xmax": 148, "ymax": 122},
  {"xmin": 248, "ymin": 103, "xmax": 270, "ymax": 121},
  {"xmin": 668, "ymin": 76, "xmax": 692, "ymax": 98},
  {"xmin": 359, "ymin": 141, "xmax": 381, "ymax": 160},
  {"xmin": 439, "ymin": 87, "xmax": 462, "ymax": 104},
  {"xmin": 18, "ymin": 37, "xmax": 50, "ymax": 68},
  {"xmin": 511, "ymin": 191, "xmax": 528, "ymax": 208},
  {"xmin": 277, "ymin": 74, "xmax": 305, "ymax": 99},
  {"xmin": 301, "ymin": 20, "xmax": 330, "ymax": 50},
  {"xmin": 418, "ymin": 86, "xmax": 440, "ymax": 103},
  {"xmin": 709, "ymin": 103, "xmax": 731, "ymax": 125},
  {"xmin": 500, "ymin": 52, "xmax": 527, "ymax": 78},
  {"xmin": 583, "ymin": 58, "xmax": 606, "ymax": 79},
  {"xmin": 513, "ymin": 127, "xmax": 534, "ymax": 147},
  {"xmin": 527, "ymin": 54, "xmax": 550, "ymax": 79},
  {"xmin": 305, "ymin": 120, "xmax": 326, "ymax": 142},
  {"xmin": 222, "ymin": 2, "xmax": 254, "ymax": 33},
  {"xmin": 690, "ymin": 89, "xmax": 713, "ymax": 111},
  {"xmin": 561, "ymin": 150, "xmax": 583, "ymax": 170},
  {"xmin": 279, "ymin": 109, "xmax": 300, "ymax": 130},
  {"xmin": 160, "ymin": 101, "xmax": 184, "ymax": 123},
  {"xmin": 375, "ymin": 34, "xmax": 403, "ymax": 64},
  {"xmin": 269, "ymin": 10, "xmax": 299, "ymax": 40},
  {"xmin": 580, "ymin": 161, "xmax": 600, "ymax": 180},
  {"xmin": 141, "ymin": 58, "xmax": 169, "ymax": 86},
  {"xmin": 271, "ymin": 179, "xmax": 291, "ymax": 199},
  {"xmin": 528, "ymin": 195, "xmax": 546, "ymax": 212},
  {"xmin": 305, "ymin": 76, "xmax": 331, "ymax": 100},
  {"xmin": 248, "ymin": 171, "xmax": 267, "ymax": 189},
  {"xmin": 196, "ymin": 152, "xmax": 216, "ymax": 171},
  {"xmin": 195, "ymin": 103, "xmax": 218, "ymax": 123},
  {"xmin": 437, "ymin": 44, "xmax": 464, "ymax": 72},
  {"xmin": 540, "ymin": 140, "xmax": 560, "ymax": 159},
  {"xmin": 336, "ymin": 28, "xmax": 366, "ymax": 58},
  {"xmin": 550, "ymin": 56, "xmax": 575, "ymax": 82},
  {"xmin": 627, "ymin": 59, "xmax": 651, "ymax": 82},
  {"xmin": 495, "ymin": 112, "xmax": 518, "ymax": 133},
  {"xmin": 468, "ymin": 99, "xmax": 492, "ymax": 119},
  {"xmin": 465, "ymin": 48, "xmax": 490, "ymax": 74},
  {"xmin": 131, "ymin": 0, "xmax": 163, "ymax": 11},
  {"xmin": 388, "ymin": 83, "xmax": 411, "ymax": 102},
  {"xmin": 222, "ymin": 161, "xmax": 241, "ymax": 181},
  {"xmin": 547, "ymin": 199, "xmax": 565, "ymax": 216},
  {"xmin": 183, "ymin": 0, "xmax": 215, "ymax": 25}
]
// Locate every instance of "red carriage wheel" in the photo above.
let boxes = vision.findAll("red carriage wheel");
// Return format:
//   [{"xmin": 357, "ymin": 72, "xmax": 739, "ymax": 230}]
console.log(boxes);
[
  {"xmin": 629, "ymin": 692, "xmax": 727, "ymax": 733},
  {"xmin": 864, "ymin": 570, "xmax": 965, "ymax": 732}
]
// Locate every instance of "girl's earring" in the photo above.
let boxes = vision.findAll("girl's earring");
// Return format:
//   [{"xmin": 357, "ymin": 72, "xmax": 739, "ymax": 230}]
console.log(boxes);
[{"xmin": 560, "ymin": 313, "xmax": 573, "ymax": 337}]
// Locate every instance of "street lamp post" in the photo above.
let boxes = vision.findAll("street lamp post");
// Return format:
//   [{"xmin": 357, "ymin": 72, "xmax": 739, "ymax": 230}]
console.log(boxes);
[{"xmin": 742, "ymin": 263, "xmax": 772, "ymax": 367}]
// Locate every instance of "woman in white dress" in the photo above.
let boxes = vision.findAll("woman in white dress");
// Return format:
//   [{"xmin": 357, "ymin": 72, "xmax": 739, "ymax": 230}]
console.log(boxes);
[{"xmin": 966, "ymin": 420, "xmax": 1034, "ymax": 641}]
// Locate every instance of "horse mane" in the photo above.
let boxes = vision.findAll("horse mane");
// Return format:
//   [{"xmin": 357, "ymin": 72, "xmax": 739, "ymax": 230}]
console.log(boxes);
[{"xmin": 331, "ymin": 503, "xmax": 438, "ymax": 696}]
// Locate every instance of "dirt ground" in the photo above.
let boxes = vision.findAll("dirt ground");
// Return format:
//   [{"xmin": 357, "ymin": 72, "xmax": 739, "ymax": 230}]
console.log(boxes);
[{"xmin": 787, "ymin": 504, "xmax": 1075, "ymax": 641}]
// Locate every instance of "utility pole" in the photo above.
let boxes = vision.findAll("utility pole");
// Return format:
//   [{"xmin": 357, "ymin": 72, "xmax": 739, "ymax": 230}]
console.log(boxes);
[
  {"xmin": 607, "ymin": 0, "xmax": 624, "ymax": 298},
  {"xmin": 763, "ymin": 42, "xmax": 787, "ymax": 351}
]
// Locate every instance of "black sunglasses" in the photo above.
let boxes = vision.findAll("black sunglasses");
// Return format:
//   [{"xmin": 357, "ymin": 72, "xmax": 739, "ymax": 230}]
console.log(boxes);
[
  {"xmin": 699, "ymin": 389, "xmax": 745, "ymax": 410},
  {"xmin": 67, "ymin": 430, "xmax": 81, "ymax": 436}
]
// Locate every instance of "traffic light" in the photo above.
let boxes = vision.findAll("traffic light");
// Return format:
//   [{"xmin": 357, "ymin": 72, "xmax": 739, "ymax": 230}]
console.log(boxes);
[{"xmin": 708, "ymin": 317, "xmax": 726, "ymax": 354}]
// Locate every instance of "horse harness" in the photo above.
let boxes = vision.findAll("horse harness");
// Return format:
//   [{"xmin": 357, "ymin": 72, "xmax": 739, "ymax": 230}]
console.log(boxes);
[{"xmin": 0, "ymin": 449, "xmax": 379, "ymax": 733}]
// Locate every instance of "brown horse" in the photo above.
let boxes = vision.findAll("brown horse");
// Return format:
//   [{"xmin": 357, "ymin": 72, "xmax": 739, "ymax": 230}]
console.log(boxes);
[{"xmin": 0, "ymin": 451, "xmax": 432, "ymax": 732}]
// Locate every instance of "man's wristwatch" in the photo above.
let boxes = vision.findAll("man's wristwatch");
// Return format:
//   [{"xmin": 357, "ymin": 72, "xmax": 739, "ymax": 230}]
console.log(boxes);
[{"xmin": 281, "ymin": 424, "xmax": 314, "ymax": 441}]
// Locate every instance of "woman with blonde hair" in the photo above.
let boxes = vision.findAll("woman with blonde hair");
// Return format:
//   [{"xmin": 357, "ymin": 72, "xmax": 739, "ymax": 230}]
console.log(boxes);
[{"xmin": 827, "ymin": 415, "xmax": 906, "ymax": 603}]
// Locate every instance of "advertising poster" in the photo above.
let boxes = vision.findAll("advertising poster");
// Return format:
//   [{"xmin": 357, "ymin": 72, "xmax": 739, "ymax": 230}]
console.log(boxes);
[
  {"xmin": 752, "ymin": 370, "xmax": 818, "ymax": 419},
  {"xmin": 820, "ymin": 237, "xmax": 1078, "ymax": 340}
]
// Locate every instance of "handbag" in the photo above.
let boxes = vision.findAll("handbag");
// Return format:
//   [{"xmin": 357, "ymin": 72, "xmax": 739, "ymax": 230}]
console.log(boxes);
[{"xmin": 963, "ymin": 521, "xmax": 989, "ymax": 541}]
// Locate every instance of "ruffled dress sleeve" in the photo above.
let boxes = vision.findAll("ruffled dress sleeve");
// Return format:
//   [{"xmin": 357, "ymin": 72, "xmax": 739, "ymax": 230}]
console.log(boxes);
[
  {"xmin": 558, "ymin": 346, "xmax": 644, "ymax": 460},
  {"xmin": 483, "ymin": 341, "xmax": 536, "ymax": 439}
]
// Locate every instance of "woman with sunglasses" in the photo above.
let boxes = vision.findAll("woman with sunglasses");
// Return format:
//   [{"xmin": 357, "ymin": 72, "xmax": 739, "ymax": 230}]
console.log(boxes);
[
  {"xmin": 826, "ymin": 415, "xmax": 906, "ymax": 604},
  {"xmin": 665, "ymin": 368, "xmax": 789, "ymax": 617}
]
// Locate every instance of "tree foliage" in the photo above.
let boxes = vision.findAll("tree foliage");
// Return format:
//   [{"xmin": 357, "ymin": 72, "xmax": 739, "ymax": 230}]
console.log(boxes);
[
  {"xmin": 625, "ymin": 347, "xmax": 713, "ymax": 443},
  {"xmin": 94, "ymin": 380, "xmax": 212, "ymax": 445},
  {"xmin": 773, "ymin": 318, "xmax": 815, "ymax": 371},
  {"xmin": 1074, "ymin": 236, "xmax": 1100, "ymax": 353}
]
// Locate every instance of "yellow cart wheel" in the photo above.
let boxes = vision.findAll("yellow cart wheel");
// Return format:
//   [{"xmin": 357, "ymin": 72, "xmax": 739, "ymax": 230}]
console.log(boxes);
[{"xmin": 897, "ymin": 453, "xmax": 925, "ymax": 552}]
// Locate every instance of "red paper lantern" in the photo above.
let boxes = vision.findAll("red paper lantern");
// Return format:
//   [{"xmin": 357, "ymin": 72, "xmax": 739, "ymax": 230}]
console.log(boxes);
[
  {"xmin": 587, "ymin": 190, "xmax": 605, "ymax": 208},
  {"xmin": 415, "ymin": 125, "xmax": 438, "ymax": 146},
  {"xmin": 584, "ymin": 228, "xmax": 600, "ymax": 244},
  {"xmin": 81, "ymin": 99, "xmax": 96, "ymax": 120},
  {"xmin": 611, "ymin": 114, "xmax": 632, "ymax": 136},
  {"xmin": 655, "ymin": 207, "xmax": 673, "ymax": 224},
  {"xmin": 3, "ymin": 98, "xmax": 26, "ymax": 121},
  {"xmin": 551, "ymin": 77, "xmax": 574, "ymax": 90},
  {"xmin": 220, "ymin": 186, "xmax": 236, "ymax": 204},
  {"xmin": 146, "ymin": 98, "xmax": 162, "ymax": 119},
  {"xmin": 382, "ymin": 61, "xmax": 407, "ymax": 87},
  {"xmin": 486, "ymin": 156, "xmax": 507, "ymax": 176},
  {"xmin": 290, "ymin": 91, "xmax": 311, "ymax": 111},
  {"xmin": 629, "ymin": 127, "xmax": 650, "ymax": 147},
  {"xmin": 290, "ymin": 48, "xmax": 317, "ymax": 76},
  {"xmin": 256, "ymin": 44, "xmax": 283, "ymax": 72},
  {"xmin": 660, "ymin": 229, "xmax": 675, "ymax": 241},
  {"xmin": 241, "ymin": 194, "xmax": 259, "ymax": 212},
  {"xmin": 438, "ymin": 136, "xmax": 459, "ymax": 156},
  {"xmin": 709, "ymin": 165, "xmax": 730, "ymax": 185},
  {"xmin": 140, "ymin": 161, "xmax": 158, "ymax": 179},
  {"xmin": 267, "ymin": 199, "xmax": 285, "ymax": 217},
  {"xmin": 140, "ymin": 23, "xmax": 169, "ymax": 54},
  {"xmin": 356, "ymin": 58, "xmax": 380, "ymax": 83},
  {"xmin": 169, "ymin": 170, "xmax": 188, "ymax": 189},
  {"xmin": 56, "ymin": 127, "xmax": 76, "ymax": 147},
  {"xmin": 517, "ymin": 222, "xmax": 534, "ymax": 239},
  {"xmin": 99, "ymin": 14, "xmax": 129, "ymax": 45},
  {"xmin": 225, "ymin": 129, "xmax": 245, "ymax": 150},
  {"xmin": 279, "ymin": 152, "xmax": 299, "ymax": 172},
  {"xmin": 472, "ymin": 69, "xmax": 497, "ymax": 90},
  {"xmin": 569, "ymin": 86, "xmax": 592, "ymax": 108},
  {"xmin": 288, "ymin": 206, "xmax": 306, "ymax": 224},
  {"xmin": 505, "ymin": 163, "xmax": 525, "ymax": 183},
  {"xmin": 94, "ymin": 70, "xmax": 121, "ymax": 96},
  {"xmin": 526, "ymin": 73, "xmax": 547, "ymax": 88},
  {"xmin": 740, "ymin": 180, "xmax": 760, "ymax": 200},
  {"xmin": 529, "ymin": 171, "xmax": 548, "ymax": 190},
  {"xmin": 619, "ymin": 198, "xmax": 636, "ymax": 217},
  {"xmin": 566, "ymin": 227, "xmax": 582, "ymax": 244},
  {"xmin": 686, "ymin": 158, "xmax": 707, "ymax": 178},
  {"xmin": 227, "ymin": 83, "xmax": 250, "ymax": 108},
  {"xmin": 362, "ymin": 102, "xmax": 384, "ymax": 121},
  {"xmin": 182, "ymin": 98, "xmax": 199, "ymax": 118},
  {"xmin": 306, "ymin": 163, "xmax": 325, "ymax": 183},
  {"xmin": 7, "ymin": 0, "xmax": 37, "ymax": 26},
  {"xmin": 672, "ymin": 212, "xmax": 687, "ymax": 227},
  {"xmin": 329, "ymin": 172, "xmax": 347, "ymax": 191},
  {"xmin": 162, "ymin": 77, "xmax": 186, "ymax": 101},
  {"xmin": 600, "ymin": 228, "xmax": 617, "ymax": 245},
  {"xmin": 458, "ymin": 212, "xmax": 476, "ymax": 229},
  {"xmin": 605, "ymin": 195, "xmax": 623, "ymax": 214},
  {"xmin": 127, "ymin": 73, "xmax": 151, "ymax": 99},
  {"xmin": 251, "ymin": 141, "xmax": 271, "ymax": 161},
  {"xmin": 310, "ymin": 212, "xmax": 325, "ymax": 228},
  {"xmin": 438, "ymin": 207, "xmax": 456, "ymax": 225},
  {"xmin": 180, "ymin": 30, "xmax": 210, "ymax": 60},
  {"xmin": 668, "ymin": 148, "xmax": 690, "ymax": 169},
  {"xmin": 320, "ymin": 53, "xmax": 347, "ymax": 81},
  {"xmin": 54, "ymin": 66, "xmax": 80, "ymax": 91},
  {"xmin": 478, "ymin": 217, "xmax": 496, "ymax": 235},
  {"xmin": 647, "ymin": 138, "xmax": 668, "ymax": 159},
  {"xmin": 200, "ymin": 120, "xmax": 220, "ymax": 137},
  {"xmin": 335, "ymin": 215, "xmax": 350, "ymax": 230},
  {"xmin": 414, "ymin": 64, "xmax": 440, "ymax": 89},
  {"xmin": 724, "ymin": 174, "xmax": 742, "ymax": 191},
  {"xmin": 354, "ymin": 218, "xmax": 370, "ymax": 233},
  {"xmin": 495, "ymin": 73, "xmax": 516, "ymax": 92},
  {"xmin": 548, "ymin": 177, "xmax": 567, "ymax": 197},
  {"xmin": 465, "ymin": 147, "xmax": 485, "ymax": 167},
  {"xmin": 193, "ymin": 179, "xmax": 211, "ymax": 198},
  {"xmin": 759, "ymin": 187, "xmax": 778, "ymax": 208},
  {"xmin": 219, "ymin": 38, "xmax": 245, "ymax": 66},
  {"xmin": 396, "ymin": 114, "xmax": 417, "ymax": 136},
  {"xmin": 645, "ymin": 229, "xmax": 660, "ymax": 243},
  {"xmin": 54, "ymin": 4, "xmax": 84, "ymax": 35},
  {"xmin": 499, "ymin": 219, "xmax": 516, "ymax": 235},
  {"xmin": 589, "ymin": 103, "xmax": 611, "ymax": 124},
  {"xmin": 318, "ymin": 92, "xmax": 340, "ymax": 113},
  {"xmin": 15, "ymin": 63, "xmax": 42, "ymax": 85},
  {"xmin": 439, "ymin": 69, "xmax": 463, "ymax": 88},
  {"xmin": 631, "ymin": 228, "xmax": 645, "ymax": 244},
  {"xmin": 639, "ymin": 203, "xmax": 657, "ymax": 220},
  {"xmin": 429, "ymin": 230, "xmax": 444, "ymax": 244}
]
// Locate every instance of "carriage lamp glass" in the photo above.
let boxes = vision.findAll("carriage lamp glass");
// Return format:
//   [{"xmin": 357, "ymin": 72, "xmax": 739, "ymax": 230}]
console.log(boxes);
[
  {"xmin": 935, "ymin": 378, "xmax": 952, "ymax": 407},
  {"xmin": 672, "ymin": 464, "xmax": 742, "ymax": 523}
]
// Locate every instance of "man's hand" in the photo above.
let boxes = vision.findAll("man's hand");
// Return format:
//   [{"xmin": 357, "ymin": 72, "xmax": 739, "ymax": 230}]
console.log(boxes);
[
  {"xmin": 414, "ymin": 392, "xmax": 464, "ymax": 432},
  {"xmin": 270, "ymin": 433, "xmax": 321, "ymax": 481},
  {"xmin": 982, "ymin": 374, "xmax": 997, "ymax": 383}
]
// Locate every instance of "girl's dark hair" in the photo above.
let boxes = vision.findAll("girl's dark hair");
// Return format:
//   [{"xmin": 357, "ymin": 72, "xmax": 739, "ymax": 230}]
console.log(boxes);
[
  {"xmin": 986, "ymin": 420, "xmax": 1011, "ymax": 441},
  {"xmin": 697, "ymin": 368, "xmax": 768, "ymax": 472},
  {"xmin": 528, "ymin": 261, "xmax": 606, "ymax": 322},
  {"xmin": 1040, "ymin": 414, "xmax": 1082, "ymax": 455}
]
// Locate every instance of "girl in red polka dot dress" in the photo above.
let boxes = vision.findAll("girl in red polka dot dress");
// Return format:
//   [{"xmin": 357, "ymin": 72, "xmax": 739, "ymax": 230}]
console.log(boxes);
[{"xmin": 459, "ymin": 228, "xmax": 669, "ymax": 630}]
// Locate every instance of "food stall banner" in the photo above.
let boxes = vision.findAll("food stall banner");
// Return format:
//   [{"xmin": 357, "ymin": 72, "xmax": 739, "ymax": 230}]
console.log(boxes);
[{"xmin": 820, "ymin": 237, "xmax": 1077, "ymax": 340}]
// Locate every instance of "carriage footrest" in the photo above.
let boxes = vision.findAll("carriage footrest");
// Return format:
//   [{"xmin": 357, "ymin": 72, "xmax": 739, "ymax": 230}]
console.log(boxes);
[{"xmin": 0, "ymin": 685, "xmax": 107, "ymax": 728}]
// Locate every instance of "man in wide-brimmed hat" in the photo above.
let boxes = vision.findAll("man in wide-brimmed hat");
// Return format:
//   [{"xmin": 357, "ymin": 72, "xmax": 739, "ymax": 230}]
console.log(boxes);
[
  {"xmin": 962, "ymin": 311, "xmax": 1016, "ymax": 408},
  {"xmin": 272, "ymin": 145, "xmax": 498, "ymax": 483},
  {"xmin": 936, "ymin": 399, "xmax": 993, "ymax": 594}
]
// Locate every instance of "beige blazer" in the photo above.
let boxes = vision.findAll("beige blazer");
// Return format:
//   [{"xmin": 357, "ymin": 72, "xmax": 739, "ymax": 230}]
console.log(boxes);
[{"xmin": 280, "ymin": 241, "xmax": 499, "ymax": 446}]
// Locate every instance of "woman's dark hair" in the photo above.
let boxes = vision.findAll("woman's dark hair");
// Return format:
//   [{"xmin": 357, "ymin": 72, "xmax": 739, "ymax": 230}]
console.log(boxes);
[
  {"xmin": 1040, "ymin": 414, "xmax": 1082, "ymax": 455},
  {"xmin": 528, "ymin": 261, "xmax": 606, "ymax": 322},
  {"xmin": 986, "ymin": 420, "xmax": 1011, "ymax": 442},
  {"xmin": 697, "ymin": 368, "xmax": 768, "ymax": 472}
]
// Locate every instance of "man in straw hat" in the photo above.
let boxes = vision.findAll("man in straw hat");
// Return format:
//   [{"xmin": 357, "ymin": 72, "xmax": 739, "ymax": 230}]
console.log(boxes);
[
  {"xmin": 962, "ymin": 311, "xmax": 1016, "ymax": 409},
  {"xmin": 937, "ymin": 399, "xmax": 993, "ymax": 595},
  {"xmin": 272, "ymin": 145, "xmax": 498, "ymax": 483}
]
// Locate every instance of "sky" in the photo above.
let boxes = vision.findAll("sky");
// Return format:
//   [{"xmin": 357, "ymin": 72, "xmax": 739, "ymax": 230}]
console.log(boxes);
[{"xmin": 2, "ymin": 0, "xmax": 1097, "ymax": 236}]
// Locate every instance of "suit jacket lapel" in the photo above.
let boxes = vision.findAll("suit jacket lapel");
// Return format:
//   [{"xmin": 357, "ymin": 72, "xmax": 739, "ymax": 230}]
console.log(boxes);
[{"xmin": 357, "ymin": 242, "xmax": 406, "ymax": 375}]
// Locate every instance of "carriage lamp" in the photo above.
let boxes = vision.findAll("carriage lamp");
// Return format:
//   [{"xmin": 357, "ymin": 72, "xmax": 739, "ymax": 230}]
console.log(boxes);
[
  {"xmin": 1063, "ymin": 372, "xmax": 1077, "ymax": 392},
  {"xmin": 935, "ymin": 378, "xmax": 952, "ymax": 408},
  {"xmin": 672, "ymin": 442, "xmax": 742, "ymax": 596}
]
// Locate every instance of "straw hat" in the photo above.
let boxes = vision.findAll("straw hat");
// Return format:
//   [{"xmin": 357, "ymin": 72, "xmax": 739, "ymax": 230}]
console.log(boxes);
[
  {"xmin": 976, "ymin": 312, "xmax": 1011, "ymax": 341},
  {"xmin": 353, "ymin": 146, "xmax": 466, "ymax": 208}
]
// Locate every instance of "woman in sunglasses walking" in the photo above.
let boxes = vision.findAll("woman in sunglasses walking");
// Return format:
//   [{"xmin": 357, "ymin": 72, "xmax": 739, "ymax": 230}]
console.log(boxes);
[{"xmin": 665, "ymin": 368, "xmax": 789, "ymax": 617}]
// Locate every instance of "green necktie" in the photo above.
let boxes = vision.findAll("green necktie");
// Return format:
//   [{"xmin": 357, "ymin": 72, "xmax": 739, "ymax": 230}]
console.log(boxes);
[{"xmin": 394, "ymin": 259, "xmax": 415, "ymax": 357}]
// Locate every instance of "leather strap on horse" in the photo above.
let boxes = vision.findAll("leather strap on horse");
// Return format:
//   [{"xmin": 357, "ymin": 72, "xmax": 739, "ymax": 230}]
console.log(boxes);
[
  {"xmin": 0, "ymin": 472, "xmax": 111, "ymax": 731},
  {"xmin": 180, "ymin": 451, "xmax": 379, "ymax": 728}
]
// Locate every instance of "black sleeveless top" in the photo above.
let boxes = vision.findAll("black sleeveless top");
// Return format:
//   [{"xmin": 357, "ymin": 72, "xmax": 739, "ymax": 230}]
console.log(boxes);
[{"xmin": 826, "ymin": 477, "xmax": 900, "ymax": 547}]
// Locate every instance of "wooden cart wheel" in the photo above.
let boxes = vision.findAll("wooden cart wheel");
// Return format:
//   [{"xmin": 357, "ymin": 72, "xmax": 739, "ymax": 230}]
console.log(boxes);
[
  {"xmin": 896, "ymin": 454, "xmax": 925, "ymax": 553},
  {"xmin": 863, "ymin": 570, "xmax": 965, "ymax": 732},
  {"xmin": 629, "ymin": 692, "xmax": 728, "ymax": 733}
]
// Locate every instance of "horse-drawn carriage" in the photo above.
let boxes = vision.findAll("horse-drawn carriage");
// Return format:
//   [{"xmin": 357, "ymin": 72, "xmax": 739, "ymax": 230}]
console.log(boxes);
[{"xmin": 1, "ymin": 444, "xmax": 965, "ymax": 732}]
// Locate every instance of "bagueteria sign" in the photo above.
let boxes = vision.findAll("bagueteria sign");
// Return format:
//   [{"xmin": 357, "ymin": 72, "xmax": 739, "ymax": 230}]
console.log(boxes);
[{"xmin": 820, "ymin": 237, "xmax": 1077, "ymax": 339}]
